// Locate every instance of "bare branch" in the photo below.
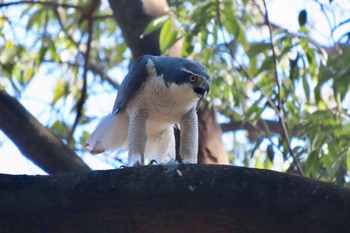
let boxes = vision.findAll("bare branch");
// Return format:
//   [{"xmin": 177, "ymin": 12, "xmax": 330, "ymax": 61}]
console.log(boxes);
[
  {"xmin": 262, "ymin": 0, "xmax": 280, "ymax": 110},
  {"xmin": 93, "ymin": 14, "xmax": 114, "ymax": 21},
  {"xmin": 262, "ymin": 1, "xmax": 304, "ymax": 176},
  {"xmin": 0, "ymin": 1, "xmax": 83, "ymax": 11},
  {"xmin": 67, "ymin": 17, "xmax": 94, "ymax": 145},
  {"xmin": 88, "ymin": 63, "xmax": 120, "ymax": 89}
]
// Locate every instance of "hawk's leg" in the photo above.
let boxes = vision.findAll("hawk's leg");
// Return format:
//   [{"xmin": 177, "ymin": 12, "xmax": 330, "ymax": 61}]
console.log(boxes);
[
  {"xmin": 179, "ymin": 108, "xmax": 198, "ymax": 163},
  {"xmin": 128, "ymin": 108, "xmax": 148, "ymax": 165}
]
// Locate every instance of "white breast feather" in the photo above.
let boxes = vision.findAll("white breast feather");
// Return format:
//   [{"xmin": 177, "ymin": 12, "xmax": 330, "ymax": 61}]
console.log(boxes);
[
  {"xmin": 88, "ymin": 70, "xmax": 200, "ymax": 164},
  {"xmin": 126, "ymin": 75, "xmax": 199, "ymax": 162}
]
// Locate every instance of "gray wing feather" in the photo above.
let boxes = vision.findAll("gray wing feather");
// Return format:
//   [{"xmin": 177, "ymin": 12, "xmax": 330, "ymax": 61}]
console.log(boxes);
[{"xmin": 112, "ymin": 55, "xmax": 151, "ymax": 114}]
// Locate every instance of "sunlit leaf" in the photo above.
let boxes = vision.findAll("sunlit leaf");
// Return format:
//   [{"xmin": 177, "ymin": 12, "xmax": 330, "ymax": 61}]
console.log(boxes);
[
  {"xmin": 142, "ymin": 15, "xmax": 170, "ymax": 38},
  {"xmin": 52, "ymin": 79, "xmax": 69, "ymax": 105},
  {"xmin": 305, "ymin": 150, "xmax": 320, "ymax": 177},
  {"xmin": 159, "ymin": 19, "xmax": 178, "ymax": 53},
  {"xmin": 347, "ymin": 151, "xmax": 350, "ymax": 171}
]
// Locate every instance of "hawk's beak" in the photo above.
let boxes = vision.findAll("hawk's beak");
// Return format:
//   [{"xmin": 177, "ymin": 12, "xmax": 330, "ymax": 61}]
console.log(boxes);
[{"xmin": 193, "ymin": 79, "xmax": 210, "ymax": 100}]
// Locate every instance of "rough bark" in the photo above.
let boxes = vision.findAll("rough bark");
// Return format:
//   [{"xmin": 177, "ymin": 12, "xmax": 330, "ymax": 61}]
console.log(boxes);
[
  {"xmin": 0, "ymin": 90, "xmax": 91, "ymax": 173},
  {"xmin": 109, "ymin": 0, "xmax": 228, "ymax": 164},
  {"xmin": 220, "ymin": 119, "xmax": 300, "ymax": 141},
  {"xmin": 108, "ymin": 0, "xmax": 168, "ymax": 59},
  {"xmin": 198, "ymin": 105, "xmax": 229, "ymax": 164},
  {"xmin": 1, "ymin": 164, "xmax": 349, "ymax": 233}
]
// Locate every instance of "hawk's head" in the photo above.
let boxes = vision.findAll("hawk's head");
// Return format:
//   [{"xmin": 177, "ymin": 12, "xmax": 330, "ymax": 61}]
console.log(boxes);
[{"xmin": 148, "ymin": 56, "xmax": 212, "ymax": 101}]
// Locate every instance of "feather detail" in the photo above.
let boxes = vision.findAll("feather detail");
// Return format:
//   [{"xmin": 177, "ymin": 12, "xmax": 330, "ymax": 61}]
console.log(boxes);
[
  {"xmin": 87, "ymin": 113, "xmax": 129, "ymax": 154},
  {"xmin": 145, "ymin": 126, "xmax": 175, "ymax": 163}
]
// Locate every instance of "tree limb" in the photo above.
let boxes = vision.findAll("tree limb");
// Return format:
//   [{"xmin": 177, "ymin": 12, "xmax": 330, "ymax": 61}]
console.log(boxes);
[
  {"xmin": 68, "ymin": 3, "xmax": 96, "ymax": 145},
  {"xmin": 108, "ymin": 0, "xmax": 167, "ymax": 59},
  {"xmin": 262, "ymin": 1, "xmax": 304, "ymax": 176},
  {"xmin": 0, "ymin": 1, "xmax": 83, "ymax": 10},
  {"xmin": 0, "ymin": 90, "xmax": 91, "ymax": 173},
  {"xmin": 0, "ymin": 164, "xmax": 349, "ymax": 233}
]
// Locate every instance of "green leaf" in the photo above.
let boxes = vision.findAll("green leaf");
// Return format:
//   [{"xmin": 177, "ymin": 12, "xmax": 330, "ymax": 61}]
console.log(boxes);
[
  {"xmin": 302, "ymin": 73, "xmax": 310, "ymax": 101},
  {"xmin": 26, "ymin": 8, "xmax": 44, "ymax": 31},
  {"xmin": 181, "ymin": 34, "xmax": 194, "ymax": 57},
  {"xmin": 298, "ymin": 10, "xmax": 307, "ymax": 26},
  {"xmin": 256, "ymin": 56, "xmax": 273, "ymax": 75},
  {"xmin": 305, "ymin": 47, "xmax": 315, "ymax": 65},
  {"xmin": 267, "ymin": 144, "xmax": 274, "ymax": 162},
  {"xmin": 0, "ymin": 42, "xmax": 23, "ymax": 64},
  {"xmin": 286, "ymin": 102, "xmax": 299, "ymax": 125},
  {"xmin": 346, "ymin": 151, "xmax": 350, "ymax": 171},
  {"xmin": 141, "ymin": 15, "xmax": 170, "ymax": 38},
  {"xmin": 245, "ymin": 101, "xmax": 261, "ymax": 120},
  {"xmin": 80, "ymin": 131, "xmax": 90, "ymax": 147},
  {"xmin": 159, "ymin": 19, "xmax": 178, "ymax": 53},
  {"xmin": 52, "ymin": 79, "xmax": 69, "ymax": 105},
  {"xmin": 50, "ymin": 120, "xmax": 69, "ymax": 138},
  {"xmin": 250, "ymin": 137, "xmax": 265, "ymax": 158},
  {"xmin": 247, "ymin": 43, "xmax": 270, "ymax": 57},
  {"xmin": 305, "ymin": 150, "xmax": 320, "ymax": 177},
  {"xmin": 221, "ymin": 3, "xmax": 248, "ymax": 51},
  {"xmin": 203, "ymin": 48, "xmax": 212, "ymax": 64}
]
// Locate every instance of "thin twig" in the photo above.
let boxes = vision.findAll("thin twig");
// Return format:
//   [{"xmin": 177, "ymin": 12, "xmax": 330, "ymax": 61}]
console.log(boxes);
[
  {"xmin": 262, "ymin": 0, "xmax": 304, "ymax": 176},
  {"xmin": 0, "ymin": 1, "xmax": 83, "ymax": 11},
  {"xmin": 71, "ymin": 1, "xmax": 102, "ymax": 125},
  {"xmin": 43, "ymin": 59, "xmax": 120, "ymax": 89},
  {"xmin": 52, "ymin": 6, "xmax": 120, "ymax": 90},
  {"xmin": 262, "ymin": 0, "xmax": 280, "ymax": 110},
  {"xmin": 52, "ymin": 7, "xmax": 79, "ymax": 47},
  {"xmin": 67, "ymin": 18, "xmax": 93, "ymax": 145},
  {"xmin": 92, "ymin": 14, "xmax": 114, "ymax": 21}
]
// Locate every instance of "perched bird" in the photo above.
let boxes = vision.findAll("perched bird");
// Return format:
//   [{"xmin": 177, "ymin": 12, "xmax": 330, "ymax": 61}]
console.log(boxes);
[{"xmin": 87, "ymin": 55, "xmax": 211, "ymax": 165}]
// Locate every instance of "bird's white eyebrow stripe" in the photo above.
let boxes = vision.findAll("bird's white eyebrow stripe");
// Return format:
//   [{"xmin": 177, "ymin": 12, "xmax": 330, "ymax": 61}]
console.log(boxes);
[
  {"xmin": 181, "ymin": 68, "xmax": 203, "ymax": 78},
  {"xmin": 146, "ymin": 59, "xmax": 157, "ymax": 77}
]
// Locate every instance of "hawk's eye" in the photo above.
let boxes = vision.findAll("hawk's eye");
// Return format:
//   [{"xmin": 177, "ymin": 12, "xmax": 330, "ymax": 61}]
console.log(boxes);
[{"xmin": 189, "ymin": 75, "xmax": 198, "ymax": 83}]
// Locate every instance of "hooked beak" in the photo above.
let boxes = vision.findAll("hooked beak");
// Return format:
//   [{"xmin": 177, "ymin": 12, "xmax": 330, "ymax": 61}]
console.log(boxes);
[{"xmin": 193, "ymin": 79, "xmax": 210, "ymax": 100}]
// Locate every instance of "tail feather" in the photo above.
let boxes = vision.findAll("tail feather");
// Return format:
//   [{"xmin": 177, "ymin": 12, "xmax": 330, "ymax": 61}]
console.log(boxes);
[{"xmin": 87, "ymin": 113, "xmax": 129, "ymax": 154}]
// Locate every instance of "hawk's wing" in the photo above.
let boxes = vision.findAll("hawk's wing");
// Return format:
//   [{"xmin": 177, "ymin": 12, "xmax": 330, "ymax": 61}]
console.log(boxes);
[{"xmin": 112, "ymin": 55, "xmax": 151, "ymax": 114}]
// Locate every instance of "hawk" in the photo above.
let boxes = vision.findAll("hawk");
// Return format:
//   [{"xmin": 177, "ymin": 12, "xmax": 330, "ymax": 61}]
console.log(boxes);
[{"xmin": 87, "ymin": 55, "xmax": 211, "ymax": 165}]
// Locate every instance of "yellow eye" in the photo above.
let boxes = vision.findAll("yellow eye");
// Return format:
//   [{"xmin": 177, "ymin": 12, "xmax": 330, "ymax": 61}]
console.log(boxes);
[{"xmin": 189, "ymin": 75, "xmax": 198, "ymax": 83}]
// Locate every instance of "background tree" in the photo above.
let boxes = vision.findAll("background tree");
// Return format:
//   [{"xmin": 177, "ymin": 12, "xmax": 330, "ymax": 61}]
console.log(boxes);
[{"xmin": 0, "ymin": 0, "xmax": 350, "ymax": 185}]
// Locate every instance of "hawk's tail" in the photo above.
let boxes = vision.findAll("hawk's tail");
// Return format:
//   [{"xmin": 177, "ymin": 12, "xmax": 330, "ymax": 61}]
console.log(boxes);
[{"xmin": 87, "ymin": 113, "xmax": 129, "ymax": 154}]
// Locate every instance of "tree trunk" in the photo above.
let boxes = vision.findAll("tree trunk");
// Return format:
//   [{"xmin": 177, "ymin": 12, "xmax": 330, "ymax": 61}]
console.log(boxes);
[
  {"xmin": 198, "ymin": 105, "xmax": 229, "ymax": 164},
  {"xmin": 1, "ymin": 164, "xmax": 349, "ymax": 233}
]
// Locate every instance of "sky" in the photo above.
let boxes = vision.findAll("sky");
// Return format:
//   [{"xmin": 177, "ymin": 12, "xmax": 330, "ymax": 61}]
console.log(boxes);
[{"xmin": 0, "ymin": 0, "xmax": 349, "ymax": 175}]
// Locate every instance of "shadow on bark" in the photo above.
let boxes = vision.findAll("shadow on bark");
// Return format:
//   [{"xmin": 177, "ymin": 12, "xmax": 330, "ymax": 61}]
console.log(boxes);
[{"xmin": 1, "ymin": 164, "xmax": 349, "ymax": 233}]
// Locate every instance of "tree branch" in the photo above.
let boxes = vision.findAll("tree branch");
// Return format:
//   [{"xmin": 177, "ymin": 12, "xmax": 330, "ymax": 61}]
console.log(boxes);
[
  {"xmin": 68, "ymin": 12, "xmax": 94, "ymax": 145},
  {"xmin": 0, "ymin": 165, "xmax": 349, "ymax": 233},
  {"xmin": 88, "ymin": 62, "xmax": 120, "ymax": 89},
  {"xmin": 262, "ymin": 1, "xmax": 304, "ymax": 176},
  {"xmin": 108, "ymin": 0, "xmax": 167, "ymax": 58},
  {"xmin": 0, "ymin": 1, "xmax": 83, "ymax": 11},
  {"xmin": 221, "ymin": 118, "xmax": 282, "ymax": 133},
  {"xmin": 0, "ymin": 90, "xmax": 91, "ymax": 173}
]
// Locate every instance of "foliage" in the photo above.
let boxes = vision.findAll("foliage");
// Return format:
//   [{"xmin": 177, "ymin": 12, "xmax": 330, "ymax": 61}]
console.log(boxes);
[
  {"xmin": 162, "ymin": 0, "xmax": 350, "ymax": 184},
  {"xmin": 1, "ymin": 0, "xmax": 350, "ymax": 184}
]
